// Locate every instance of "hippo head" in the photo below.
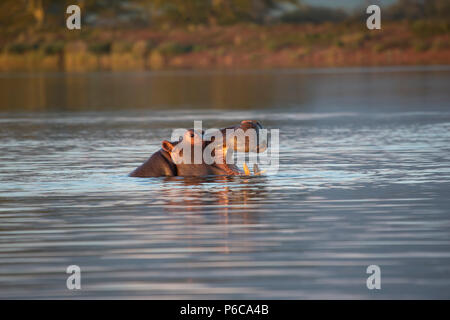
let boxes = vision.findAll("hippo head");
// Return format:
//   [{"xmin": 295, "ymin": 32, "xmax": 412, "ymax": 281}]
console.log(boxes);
[{"xmin": 160, "ymin": 120, "xmax": 267, "ymax": 176}]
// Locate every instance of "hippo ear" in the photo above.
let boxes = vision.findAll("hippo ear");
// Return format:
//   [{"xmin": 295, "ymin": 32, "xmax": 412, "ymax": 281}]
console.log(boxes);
[{"xmin": 162, "ymin": 140, "xmax": 175, "ymax": 153}]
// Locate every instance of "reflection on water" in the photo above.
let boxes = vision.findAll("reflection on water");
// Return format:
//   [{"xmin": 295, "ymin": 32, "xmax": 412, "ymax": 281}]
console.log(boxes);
[
  {"xmin": 0, "ymin": 67, "xmax": 450, "ymax": 299},
  {"xmin": 1, "ymin": 66, "xmax": 449, "ymax": 112},
  {"xmin": 162, "ymin": 176, "xmax": 268, "ymax": 211}
]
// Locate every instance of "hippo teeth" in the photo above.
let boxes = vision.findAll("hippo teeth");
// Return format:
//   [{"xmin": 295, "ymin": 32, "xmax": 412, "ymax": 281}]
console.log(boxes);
[
  {"xmin": 253, "ymin": 163, "xmax": 260, "ymax": 174},
  {"xmin": 240, "ymin": 163, "xmax": 266, "ymax": 176},
  {"xmin": 254, "ymin": 163, "xmax": 266, "ymax": 176},
  {"xmin": 243, "ymin": 163, "xmax": 251, "ymax": 175}
]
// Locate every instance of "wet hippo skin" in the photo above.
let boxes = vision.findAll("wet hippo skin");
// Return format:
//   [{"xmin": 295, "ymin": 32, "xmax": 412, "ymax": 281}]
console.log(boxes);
[
  {"xmin": 129, "ymin": 148, "xmax": 177, "ymax": 177},
  {"xmin": 129, "ymin": 120, "xmax": 265, "ymax": 177}
]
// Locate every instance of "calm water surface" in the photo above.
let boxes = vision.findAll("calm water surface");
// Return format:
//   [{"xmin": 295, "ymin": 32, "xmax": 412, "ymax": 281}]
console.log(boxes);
[{"xmin": 0, "ymin": 67, "xmax": 449, "ymax": 299}]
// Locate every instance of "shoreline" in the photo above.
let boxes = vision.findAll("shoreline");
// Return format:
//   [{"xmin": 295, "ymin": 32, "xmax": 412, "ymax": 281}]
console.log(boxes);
[
  {"xmin": 1, "ymin": 23, "xmax": 448, "ymax": 72},
  {"xmin": 1, "ymin": 48, "xmax": 448, "ymax": 72},
  {"xmin": 1, "ymin": 64, "xmax": 449, "ymax": 75}
]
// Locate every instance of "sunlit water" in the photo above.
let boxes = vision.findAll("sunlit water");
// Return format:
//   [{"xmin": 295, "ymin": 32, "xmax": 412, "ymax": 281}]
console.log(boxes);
[{"xmin": 0, "ymin": 67, "xmax": 449, "ymax": 299}]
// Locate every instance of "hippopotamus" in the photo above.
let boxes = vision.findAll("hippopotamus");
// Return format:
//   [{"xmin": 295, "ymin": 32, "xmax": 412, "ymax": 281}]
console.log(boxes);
[{"xmin": 129, "ymin": 120, "xmax": 266, "ymax": 177}]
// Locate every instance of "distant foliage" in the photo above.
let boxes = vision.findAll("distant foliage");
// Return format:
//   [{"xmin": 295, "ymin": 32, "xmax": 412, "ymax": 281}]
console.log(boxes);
[
  {"xmin": 384, "ymin": 0, "xmax": 450, "ymax": 21},
  {"xmin": 0, "ymin": 0, "xmax": 293, "ymax": 36},
  {"xmin": 157, "ymin": 42, "xmax": 194, "ymax": 56},
  {"xmin": 280, "ymin": 5, "xmax": 348, "ymax": 24},
  {"xmin": 5, "ymin": 42, "xmax": 39, "ymax": 54},
  {"xmin": 1, "ymin": 0, "xmax": 450, "ymax": 38},
  {"xmin": 411, "ymin": 20, "xmax": 449, "ymax": 37},
  {"xmin": 43, "ymin": 41, "xmax": 65, "ymax": 55},
  {"xmin": 140, "ymin": 0, "xmax": 291, "ymax": 25},
  {"xmin": 88, "ymin": 42, "xmax": 112, "ymax": 55}
]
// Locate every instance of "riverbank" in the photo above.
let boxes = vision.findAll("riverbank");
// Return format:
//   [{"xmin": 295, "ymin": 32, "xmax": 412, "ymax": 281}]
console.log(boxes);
[{"xmin": 1, "ymin": 22, "xmax": 448, "ymax": 71}]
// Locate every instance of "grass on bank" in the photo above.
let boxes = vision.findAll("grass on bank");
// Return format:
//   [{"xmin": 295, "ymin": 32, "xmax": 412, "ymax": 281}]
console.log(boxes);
[{"xmin": 0, "ymin": 20, "xmax": 448, "ymax": 71}]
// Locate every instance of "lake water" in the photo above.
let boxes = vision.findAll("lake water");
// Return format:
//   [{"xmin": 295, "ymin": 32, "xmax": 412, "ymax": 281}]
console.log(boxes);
[{"xmin": 0, "ymin": 66, "xmax": 449, "ymax": 299}]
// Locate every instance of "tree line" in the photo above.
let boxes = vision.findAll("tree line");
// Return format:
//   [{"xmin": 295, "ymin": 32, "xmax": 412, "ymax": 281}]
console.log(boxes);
[{"xmin": 0, "ymin": 0, "xmax": 448, "ymax": 37}]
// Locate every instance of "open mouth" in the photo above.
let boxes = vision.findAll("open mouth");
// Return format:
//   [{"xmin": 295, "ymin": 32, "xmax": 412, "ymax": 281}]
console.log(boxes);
[
  {"xmin": 194, "ymin": 120, "xmax": 267, "ymax": 176},
  {"xmin": 224, "ymin": 162, "xmax": 265, "ymax": 176},
  {"xmin": 222, "ymin": 120, "xmax": 267, "ymax": 175},
  {"xmin": 217, "ymin": 145, "xmax": 266, "ymax": 176}
]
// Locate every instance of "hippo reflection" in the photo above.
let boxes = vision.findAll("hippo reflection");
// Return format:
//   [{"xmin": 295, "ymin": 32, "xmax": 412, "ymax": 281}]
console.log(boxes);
[
  {"xmin": 159, "ymin": 176, "xmax": 268, "ymax": 253},
  {"xmin": 161, "ymin": 175, "xmax": 268, "ymax": 221},
  {"xmin": 130, "ymin": 120, "xmax": 266, "ymax": 177}
]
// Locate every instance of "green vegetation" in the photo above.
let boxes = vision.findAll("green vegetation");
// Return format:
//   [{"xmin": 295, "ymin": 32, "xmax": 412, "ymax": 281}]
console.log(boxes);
[
  {"xmin": 280, "ymin": 5, "xmax": 348, "ymax": 24},
  {"xmin": 411, "ymin": 20, "xmax": 449, "ymax": 37},
  {"xmin": 88, "ymin": 42, "xmax": 112, "ymax": 55},
  {"xmin": 5, "ymin": 42, "xmax": 39, "ymax": 54},
  {"xmin": 43, "ymin": 41, "xmax": 65, "ymax": 55},
  {"xmin": 0, "ymin": 0, "xmax": 448, "ymax": 71},
  {"xmin": 157, "ymin": 42, "xmax": 194, "ymax": 56}
]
